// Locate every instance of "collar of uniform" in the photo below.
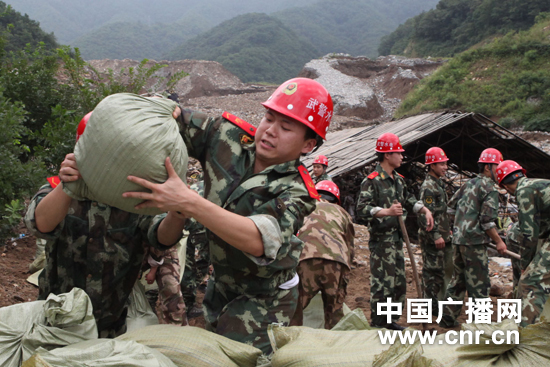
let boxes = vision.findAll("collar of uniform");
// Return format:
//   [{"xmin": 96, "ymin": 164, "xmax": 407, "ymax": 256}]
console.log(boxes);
[
  {"xmin": 426, "ymin": 173, "xmax": 442, "ymax": 185},
  {"xmin": 254, "ymin": 158, "xmax": 301, "ymax": 175},
  {"xmin": 515, "ymin": 176, "xmax": 529, "ymax": 192},
  {"xmin": 375, "ymin": 163, "xmax": 396, "ymax": 181}
]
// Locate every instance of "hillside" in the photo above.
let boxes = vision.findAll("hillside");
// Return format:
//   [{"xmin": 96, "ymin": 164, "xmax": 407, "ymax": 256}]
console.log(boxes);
[
  {"xmin": 395, "ymin": 14, "xmax": 550, "ymax": 131},
  {"xmin": 273, "ymin": 0, "xmax": 439, "ymax": 58},
  {"xmin": 71, "ymin": 18, "xmax": 208, "ymax": 61},
  {"xmin": 0, "ymin": 1, "xmax": 57, "ymax": 53},
  {"xmin": 379, "ymin": 0, "xmax": 550, "ymax": 58},
  {"xmin": 165, "ymin": 13, "xmax": 319, "ymax": 84},
  {"xmin": 6, "ymin": 0, "xmax": 317, "ymax": 44},
  {"xmin": 8, "ymin": 0, "xmax": 438, "ymax": 65}
]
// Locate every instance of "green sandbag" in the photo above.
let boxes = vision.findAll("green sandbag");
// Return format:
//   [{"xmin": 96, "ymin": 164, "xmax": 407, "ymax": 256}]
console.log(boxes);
[
  {"xmin": 0, "ymin": 288, "xmax": 97, "ymax": 367},
  {"xmin": 63, "ymin": 93, "xmax": 188, "ymax": 215},
  {"xmin": 269, "ymin": 324, "xmax": 391, "ymax": 366},
  {"xmin": 117, "ymin": 324, "xmax": 263, "ymax": 367},
  {"xmin": 22, "ymin": 339, "xmax": 176, "ymax": 367}
]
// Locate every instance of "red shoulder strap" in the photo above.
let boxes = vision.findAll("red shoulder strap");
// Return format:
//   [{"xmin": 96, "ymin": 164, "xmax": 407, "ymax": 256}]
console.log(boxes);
[
  {"xmin": 223, "ymin": 111, "xmax": 256, "ymax": 136},
  {"xmin": 298, "ymin": 165, "xmax": 320, "ymax": 200},
  {"xmin": 47, "ymin": 176, "xmax": 61, "ymax": 188},
  {"xmin": 367, "ymin": 171, "xmax": 379, "ymax": 179},
  {"xmin": 397, "ymin": 172, "xmax": 404, "ymax": 178}
]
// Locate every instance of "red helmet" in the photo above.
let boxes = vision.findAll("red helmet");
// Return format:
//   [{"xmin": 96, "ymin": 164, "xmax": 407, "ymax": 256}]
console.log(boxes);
[
  {"xmin": 425, "ymin": 147, "xmax": 449, "ymax": 165},
  {"xmin": 496, "ymin": 160, "xmax": 526, "ymax": 186},
  {"xmin": 261, "ymin": 78, "xmax": 333, "ymax": 139},
  {"xmin": 313, "ymin": 155, "xmax": 328, "ymax": 167},
  {"xmin": 315, "ymin": 180, "xmax": 340, "ymax": 203},
  {"xmin": 478, "ymin": 148, "xmax": 503, "ymax": 164},
  {"xmin": 76, "ymin": 112, "xmax": 92, "ymax": 142},
  {"xmin": 375, "ymin": 133, "xmax": 405, "ymax": 153}
]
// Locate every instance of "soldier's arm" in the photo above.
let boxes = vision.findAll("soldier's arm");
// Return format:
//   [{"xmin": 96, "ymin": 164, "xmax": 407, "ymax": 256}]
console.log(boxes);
[
  {"xmin": 517, "ymin": 188, "xmax": 540, "ymax": 267},
  {"xmin": 173, "ymin": 105, "xmax": 216, "ymax": 164},
  {"xmin": 34, "ymin": 152, "xmax": 80, "ymax": 233},
  {"xmin": 480, "ymin": 188, "xmax": 506, "ymax": 253},
  {"xmin": 34, "ymin": 184, "xmax": 72, "ymax": 233},
  {"xmin": 419, "ymin": 186, "xmax": 441, "ymax": 242},
  {"xmin": 404, "ymin": 183, "xmax": 433, "ymax": 231},
  {"xmin": 355, "ymin": 178, "xmax": 378, "ymax": 224}
]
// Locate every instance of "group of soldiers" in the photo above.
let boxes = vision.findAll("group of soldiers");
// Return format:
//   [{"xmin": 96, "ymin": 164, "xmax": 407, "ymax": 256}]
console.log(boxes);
[
  {"xmin": 22, "ymin": 75, "xmax": 550, "ymax": 357},
  {"xmin": 353, "ymin": 132, "xmax": 550, "ymax": 329}
]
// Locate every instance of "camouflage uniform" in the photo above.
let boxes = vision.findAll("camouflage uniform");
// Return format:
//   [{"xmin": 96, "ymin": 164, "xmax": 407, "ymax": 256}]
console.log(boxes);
[
  {"xmin": 417, "ymin": 174, "xmax": 453, "ymax": 314},
  {"xmin": 145, "ymin": 245, "xmax": 187, "ymax": 325},
  {"xmin": 514, "ymin": 177, "xmax": 550, "ymax": 326},
  {"xmin": 505, "ymin": 221, "xmax": 521, "ymax": 295},
  {"xmin": 180, "ymin": 179, "xmax": 210, "ymax": 313},
  {"xmin": 439, "ymin": 174, "xmax": 499, "ymax": 328},
  {"xmin": 24, "ymin": 183, "xmax": 173, "ymax": 338},
  {"xmin": 176, "ymin": 109, "xmax": 317, "ymax": 354},
  {"xmin": 181, "ymin": 180, "xmax": 210, "ymax": 316},
  {"xmin": 356, "ymin": 163, "xmax": 424, "ymax": 326},
  {"xmin": 290, "ymin": 201, "xmax": 355, "ymax": 329},
  {"xmin": 313, "ymin": 172, "xmax": 332, "ymax": 184}
]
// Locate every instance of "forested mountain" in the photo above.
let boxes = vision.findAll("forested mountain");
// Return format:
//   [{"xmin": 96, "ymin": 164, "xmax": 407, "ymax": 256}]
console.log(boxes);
[
  {"xmin": 379, "ymin": 0, "xmax": 550, "ymax": 57},
  {"xmin": 71, "ymin": 18, "xmax": 209, "ymax": 61},
  {"xmin": 165, "ymin": 13, "xmax": 318, "ymax": 84},
  {"xmin": 0, "ymin": 1, "xmax": 58, "ymax": 53},
  {"xmin": 396, "ymin": 13, "xmax": 550, "ymax": 131},
  {"xmin": 6, "ymin": 0, "xmax": 318, "ymax": 44},
  {"xmin": 273, "ymin": 0, "xmax": 439, "ymax": 58},
  {"xmin": 7, "ymin": 0, "xmax": 438, "ymax": 62}
]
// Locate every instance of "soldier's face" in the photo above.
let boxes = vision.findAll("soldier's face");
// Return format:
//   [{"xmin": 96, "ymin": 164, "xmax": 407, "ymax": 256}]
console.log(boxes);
[
  {"xmin": 312, "ymin": 164, "xmax": 326, "ymax": 177},
  {"xmin": 430, "ymin": 162, "xmax": 448, "ymax": 178},
  {"xmin": 385, "ymin": 152, "xmax": 403, "ymax": 169},
  {"xmin": 255, "ymin": 109, "xmax": 316, "ymax": 169}
]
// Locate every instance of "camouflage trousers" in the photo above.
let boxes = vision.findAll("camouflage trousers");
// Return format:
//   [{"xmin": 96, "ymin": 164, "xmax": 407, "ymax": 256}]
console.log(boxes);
[
  {"xmin": 506, "ymin": 239, "xmax": 522, "ymax": 295},
  {"xmin": 517, "ymin": 238, "xmax": 550, "ymax": 326},
  {"xmin": 439, "ymin": 244, "xmax": 489, "ymax": 328},
  {"xmin": 419, "ymin": 238, "xmax": 453, "ymax": 313},
  {"xmin": 203, "ymin": 277, "xmax": 298, "ymax": 355},
  {"xmin": 181, "ymin": 232, "xmax": 209, "ymax": 309},
  {"xmin": 290, "ymin": 258, "xmax": 350, "ymax": 329},
  {"xmin": 154, "ymin": 255, "xmax": 188, "ymax": 326},
  {"xmin": 369, "ymin": 240, "xmax": 406, "ymax": 326}
]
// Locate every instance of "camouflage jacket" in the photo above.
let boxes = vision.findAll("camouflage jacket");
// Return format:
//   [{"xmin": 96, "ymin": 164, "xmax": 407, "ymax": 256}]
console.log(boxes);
[
  {"xmin": 176, "ymin": 109, "xmax": 317, "ymax": 295},
  {"xmin": 447, "ymin": 174, "xmax": 499, "ymax": 245},
  {"xmin": 184, "ymin": 180, "xmax": 206, "ymax": 236},
  {"xmin": 418, "ymin": 174, "xmax": 451, "ymax": 243},
  {"xmin": 24, "ymin": 183, "xmax": 169, "ymax": 331},
  {"xmin": 356, "ymin": 163, "xmax": 422, "ymax": 242},
  {"xmin": 313, "ymin": 172, "xmax": 332, "ymax": 184},
  {"xmin": 298, "ymin": 201, "xmax": 355, "ymax": 268},
  {"xmin": 515, "ymin": 177, "xmax": 550, "ymax": 267}
]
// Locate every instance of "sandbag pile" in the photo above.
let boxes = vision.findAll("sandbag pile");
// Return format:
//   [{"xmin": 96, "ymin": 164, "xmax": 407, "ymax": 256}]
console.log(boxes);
[
  {"xmin": 0, "ymin": 288, "xmax": 97, "ymax": 367},
  {"xmin": 64, "ymin": 93, "xmax": 188, "ymax": 215},
  {"xmin": 117, "ymin": 324, "xmax": 263, "ymax": 367},
  {"xmin": 22, "ymin": 339, "xmax": 176, "ymax": 367}
]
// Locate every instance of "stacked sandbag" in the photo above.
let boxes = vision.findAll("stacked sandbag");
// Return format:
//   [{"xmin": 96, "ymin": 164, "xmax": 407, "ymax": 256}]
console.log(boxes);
[
  {"xmin": 0, "ymin": 288, "xmax": 97, "ymax": 367},
  {"xmin": 117, "ymin": 324, "xmax": 263, "ymax": 367},
  {"xmin": 22, "ymin": 339, "xmax": 176, "ymax": 367},
  {"xmin": 63, "ymin": 93, "xmax": 188, "ymax": 215}
]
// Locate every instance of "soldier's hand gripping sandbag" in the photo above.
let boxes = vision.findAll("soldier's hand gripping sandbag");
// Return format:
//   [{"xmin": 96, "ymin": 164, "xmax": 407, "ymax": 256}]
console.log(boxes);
[{"xmin": 63, "ymin": 93, "xmax": 188, "ymax": 215}]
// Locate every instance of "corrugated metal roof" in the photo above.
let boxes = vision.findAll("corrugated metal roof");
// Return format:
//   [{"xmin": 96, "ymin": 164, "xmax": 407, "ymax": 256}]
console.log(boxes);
[{"xmin": 304, "ymin": 111, "xmax": 550, "ymax": 179}]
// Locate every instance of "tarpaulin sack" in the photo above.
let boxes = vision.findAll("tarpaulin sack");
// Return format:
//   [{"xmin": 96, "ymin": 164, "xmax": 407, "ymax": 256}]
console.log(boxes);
[
  {"xmin": 0, "ymin": 288, "xmax": 97, "ymax": 367},
  {"xmin": 63, "ymin": 93, "xmax": 188, "ymax": 215},
  {"xmin": 117, "ymin": 324, "xmax": 263, "ymax": 367},
  {"xmin": 22, "ymin": 339, "xmax": 177, "ymax": 367}
]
